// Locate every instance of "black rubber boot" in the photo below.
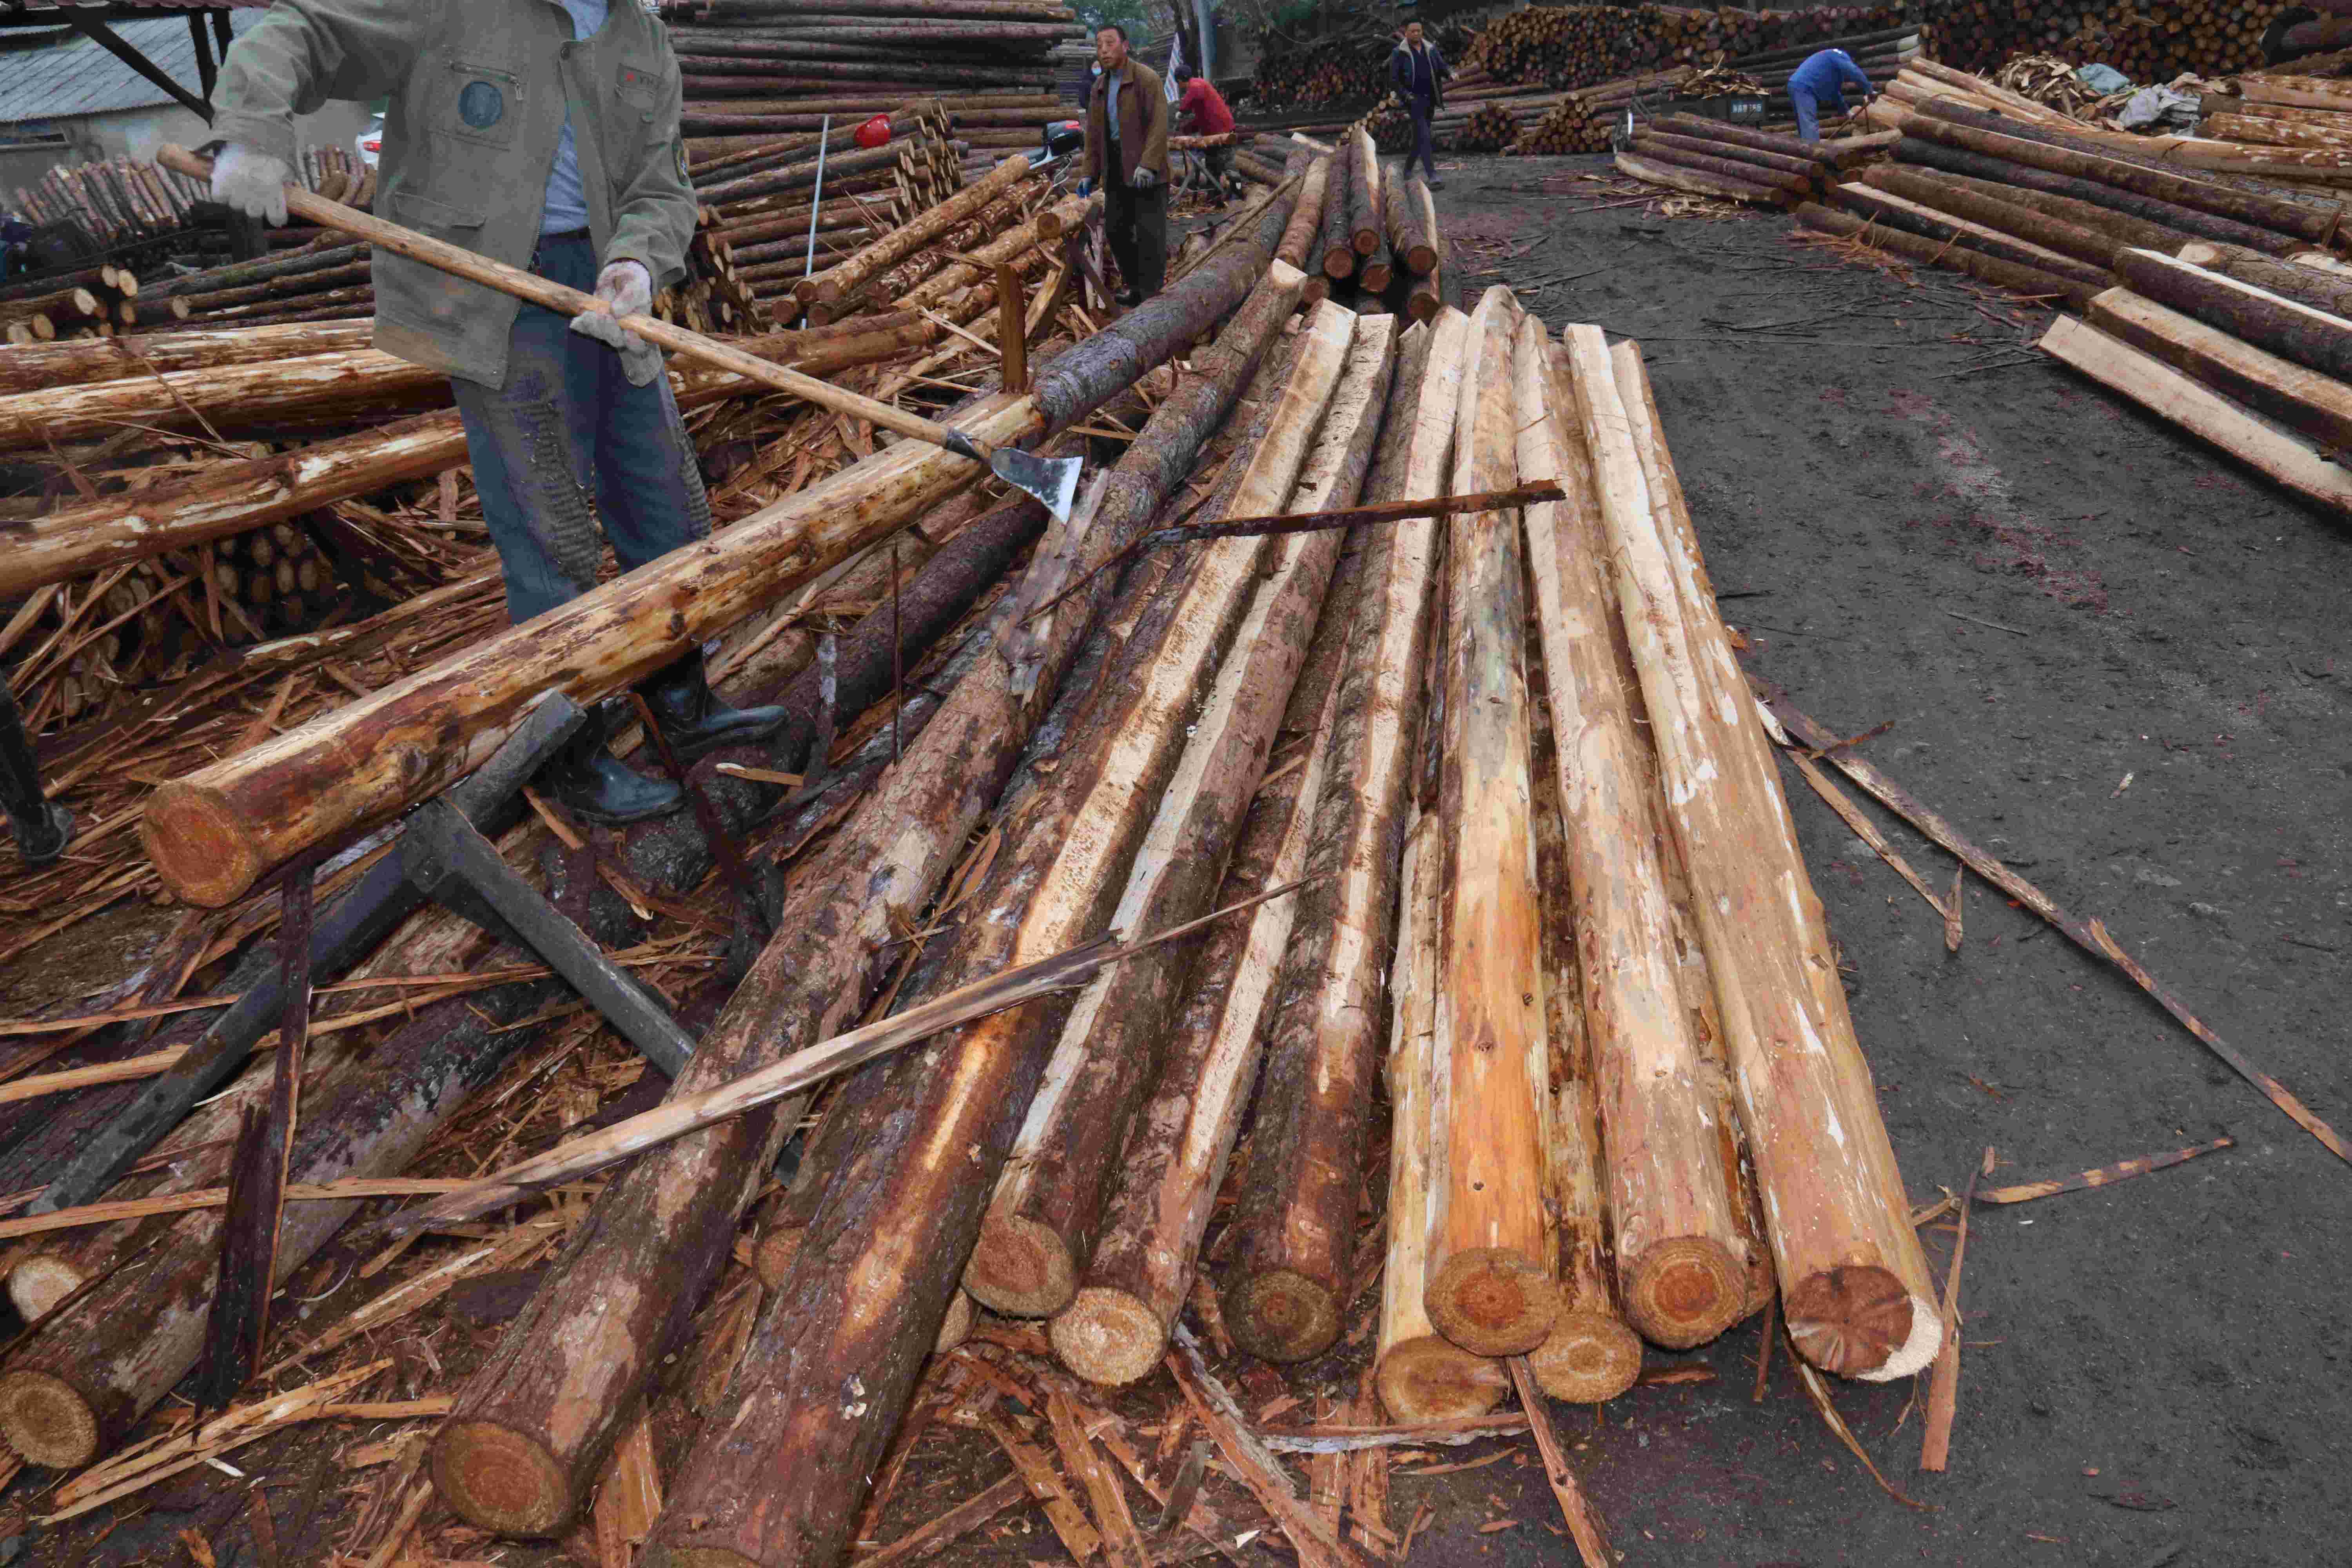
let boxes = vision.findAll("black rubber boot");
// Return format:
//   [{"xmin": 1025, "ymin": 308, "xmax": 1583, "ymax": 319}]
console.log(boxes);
[
  {"xmin": 543, "ymin": 701, "xmax": 684, "ymax": 826},
  {"xmin": 634, "ymin": 648, "xmax": 788, "ymax": 762}
]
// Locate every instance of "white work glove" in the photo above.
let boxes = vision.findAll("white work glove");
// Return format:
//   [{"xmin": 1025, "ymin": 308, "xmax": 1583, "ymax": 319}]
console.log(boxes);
[
  {"xmin": 1130, "ymin": 166, "xmax": 1158, "ymax": 189},
  {"xmin": 211, "ymin": 143, "xmax": 292, "ymax": 227},
  {"xmin": 570, "ymin": 259, "xmax": 653, "ymax": 351}
]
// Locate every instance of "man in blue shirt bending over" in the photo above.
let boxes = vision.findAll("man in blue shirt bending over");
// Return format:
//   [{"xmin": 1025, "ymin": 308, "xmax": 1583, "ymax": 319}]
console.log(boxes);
[{"xmin": 1787, "ymin": 47, "xmax": 1875, "ymax": 143}]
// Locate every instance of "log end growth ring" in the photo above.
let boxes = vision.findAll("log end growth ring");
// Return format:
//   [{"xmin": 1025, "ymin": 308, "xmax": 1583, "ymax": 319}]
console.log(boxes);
[
  {"xmin": 1221, "ymin": 1267, "xmax": 1340, "ymax": 1364},
  {"xmin": 6, "ymin": 1254, "xmax": 85, "ymax": 1323},
  {"xmin": 1621, "ymin": 1236, "xmax": 1746, "ymax": 1350},
  {"xmin": 1527, "ymin": 1309, "xmax": 1643, "ymax": 1405},
  {"xmin": 752, "ymin": 1225, "xmax": 803, "ymax": 1292},
  {"xmin": 1374, "ymin": 1336, "xmax": 1508, "ymax": 1423},
  {"xmin": 961, "ymin": 1212, "xmax": 1076, "ymax": 1319},
  {"xmin": 1784, "ymin": 1264, "xmax": 1942, "ymax": 1381},
  {"xmin": 1047, "ymin": 1286, "xmax": 1165, "ymax": 1387},
  {"xmin": 142, "ymin": 782, "xmax": 266, "ymax": 909},
  {"xmin": 430, "ymin": 1417, "xmax": 577, "ymax": 1538},
  {"xmin": 1425, "ymin": 1247, "xmax": 1561, "ymax": 1357},
  {"xmin": 0, "ymin": 1368, "xmax": 99, "ymax": 1469}
]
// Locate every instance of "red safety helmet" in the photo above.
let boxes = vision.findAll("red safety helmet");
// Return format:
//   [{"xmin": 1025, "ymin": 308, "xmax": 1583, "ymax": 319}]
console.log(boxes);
[{"xmin": 854, "ymin": 114, "xmax": 892, "ymax": 149}]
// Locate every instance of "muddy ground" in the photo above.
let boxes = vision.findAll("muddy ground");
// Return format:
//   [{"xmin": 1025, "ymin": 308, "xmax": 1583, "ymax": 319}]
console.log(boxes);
[{"xmin": 16, "ymin": 154, "xmax": 2351, "ymax": 1568}]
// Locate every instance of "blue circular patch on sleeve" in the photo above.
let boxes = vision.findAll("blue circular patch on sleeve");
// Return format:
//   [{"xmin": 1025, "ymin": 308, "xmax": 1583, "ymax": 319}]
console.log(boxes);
[{"xmin": 459, "ymin": 80, "xmax": 505, "ymax": 129}]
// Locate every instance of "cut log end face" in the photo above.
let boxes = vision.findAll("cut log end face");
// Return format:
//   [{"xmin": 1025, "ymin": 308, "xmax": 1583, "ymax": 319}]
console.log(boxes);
[
  {"xmin": 0, "ymin": 1368, "xmax": 100, "ymax": 1470},
  {"xmin": 753, "ymin": 1225, "xmax": 803, "ymax": 1292},
  {"xmin": 934, "ymin": 1289, "xmax": 976, "ymax": 1356},
  {"xmin": 1425, "ymin": 1247, "xmax": 1559, "ymax": 1357},
  {"xmin": 140, "ymin": 786, "xmax": 263, "ymax": 910},
  {"xmin": 1622, "ymin": 1236, "xmax": 1746, "ymax": 1350},
  {"xmin": 1528, "ymin": 1310, "xmax": 1643, "ymax": 1405},
  {"xmin": 429, "ymin": 1418, "xmax": 577, "ymax": 1539},
  {"xmin": 1374, "ymin": 1336, "xmax": 1507, "ymax": 1423},
  {"xmin": 1223, "ymin": 1267, "xmax": 1341, "ymax": 1365},
  {"xmin": 1048, "ymin": 1286, "xmax": 1165, "ymax": 1387},
  {"xmin": 963, "ymin": 1211, "xmax": 1076, "ymax": 1319},
  {"xmin": 8, "ymin": 1254, "xmax": 83, "ymax": 1321},
  {"xmin": 1784, "ymin": 1264, "xmax": 1940, "ymax": 1381}
]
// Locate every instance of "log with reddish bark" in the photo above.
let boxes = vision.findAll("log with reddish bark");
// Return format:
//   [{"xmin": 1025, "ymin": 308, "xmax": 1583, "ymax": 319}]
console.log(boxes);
[
  {"xmin": 1383, "ymin": 161, "xmax": 1435, "ymax": 276},
  {"xmin": 1277, "ymin": 155, "xmax": 1333, "ymax": 272},
  {"xmin": 1317, "ymin": 145, "xmax": 1356, "ymax": 282},
  {"xmin": 1419, "ymin": 287, "xmax": 1559, "ymax": 1361},
  {"xmin": 1347, "ymin": 129, "xmax": 1382, "ymax": 257},
  {"xmin": 2115, "ymin": 245, "xmax": 2352, "ymax": 383},
  {"xmin": 1574, "ymin": 325, "xmax": 1941, "ymax": 1382},
  {"xmin": 433, "ymin": 277, "xmax": 1310, "ymax": 1542},
  {"xmin": 1221, "ymin": 307, "xmax": 1472, "ymax": 1366},
  {"xmin": 960, "ymin": 301, "xmax": 1363, "ymax": 1320},
  {"xmin": 797, "ymin": 155, "xmax": 1033, "ymax": 311},
  {"xmin": 1515, "ymin": 312, "xmax": 1743, "ymax": 1360},
  {"xmin": 638, "ymin": 309, "xmax": 1368, "ymax": 1568},
  {"xmin": 966, "ymin": 311, "xmax": 1396, "ymax": 1325}
]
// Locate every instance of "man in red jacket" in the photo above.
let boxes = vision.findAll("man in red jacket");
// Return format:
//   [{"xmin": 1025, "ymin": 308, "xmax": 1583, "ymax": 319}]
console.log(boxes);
[{"xmin": 1173, "ymin": 66, "xmax": 1238, "ymax": 203}]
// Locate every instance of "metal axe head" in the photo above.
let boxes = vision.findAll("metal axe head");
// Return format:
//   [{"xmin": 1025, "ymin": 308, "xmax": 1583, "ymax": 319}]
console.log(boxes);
[{"xmin": 991, "ymin": 446, "xmax": 1083, "ymax": 526}]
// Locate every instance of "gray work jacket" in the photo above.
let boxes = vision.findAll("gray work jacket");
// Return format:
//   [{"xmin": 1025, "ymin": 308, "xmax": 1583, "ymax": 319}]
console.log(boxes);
[{"xmin": 213, "ymin": 0, "xmax": 696, "ymax": 388}]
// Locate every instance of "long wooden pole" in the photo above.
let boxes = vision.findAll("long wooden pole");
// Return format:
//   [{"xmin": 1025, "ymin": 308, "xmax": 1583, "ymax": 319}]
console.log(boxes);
[
  {"xmin": 1514, "ymin": 314, "xmax": 1748, "ymax": 1355},
  {"xmin": 964, "ymin": 306, "xmax": 1386, "ymax": 1320},
  {"xmin": 1420, "ymin": 287, "xmax": 1558, "ymax": 1360},
  {"xmin": 1221, "ymin": 308, "xmax": 1469, "ymax": 1365},
  {"xmin": 1575, "ymin": 328, "xmax": 1939, "ymax": 1382}
]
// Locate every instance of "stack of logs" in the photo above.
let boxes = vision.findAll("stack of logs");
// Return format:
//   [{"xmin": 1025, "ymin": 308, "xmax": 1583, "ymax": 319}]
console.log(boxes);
[
  {"xmin": 1790, "ymin": 62, "xmax": 2352, "ymax": 518},
  {"xmin": 0, "ymin": 137, "xmax": 1954, "ymax": 1568},
  {"xmin": 2200, "ymin": 69, "xmax": 2352, "ymax": 172},
  {"xmin": 1917, "ymin": 0, "xmax": 2291, "ymax": 82},
  {"xmin": 4, "ymin": 146, "xmax": 372, "ymax": 261},
  {"xmin": 661, "ymin": 0, "xmax": 1085, "ymax": 154},
  {"xmin": 1246, "ymin": 17, "xmax": 1479, "ymax": 113},
  {"xmin": 1464, "ymin": 4, "xmax": 1907, "ymax": 93},
  {"xmin": 1269, "ymin": 132, "xmax": 1454, "ymax": 323},
  {"xmin": 0, "ymin": 264, "xmax": 169, "ymax": 341},
  {"xmin": 1616, "ymin": 114, "xmax": 1893, "ymax": 207}
]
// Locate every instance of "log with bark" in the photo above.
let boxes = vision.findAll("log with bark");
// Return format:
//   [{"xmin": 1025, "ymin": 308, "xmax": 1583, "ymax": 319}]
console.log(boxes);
[
  {"xmin": 0, "ymin": 318, "xmax": 375, "ymax": 396},
  {"xmin": 0, "ymin": 348, "xmax": 442, "ymax": 451},
  {"xmin": 1045, "ymin": 472, "xmax": 1369, "ymax": 1385},
  {"xmin": 2176, "ymin": 238, "xmax": 2352, "ymax": 319},
  {"xmin": 1406, "ymin": 178, "xmax": 1446, "ymax": 323},
  {"xmin": 1317, "ymin": 145, "xmax": 1357, "ymax": 283},
  {"xmin": 1514, "ymin": 313, "xmax": 1748, "ymax": 1357},
  {"xmin": 1615, "ymin": 150, "xmax": 1787, "ymax": 207},
  {"xmin": 2085, "ymin": 285, "xmax": 2352, "ymax": 457},
  {"xmin": 1221, "ymin": 306, "xmax": 1469, "ymax": 1366},
  {"xmin": 1383, "ymin": 162, "xmax": 1435, "ymax": 276},
  {"xmin": 962, "ymin": 301, "xmax": 1367, "ymax": 1320},
  {"xmin": 1347, "ymin": 130, "xmax": 1382, "ymax": 258},
  {"xmin": 142, "ymin": 387, "xmax": 1042, "ymax": 909},
  {"xmin": 797, "ymin": 155, "xmax": 1032, "ymax": 312},
  {"xmin": 1793, "ymin": 203, "xmax": 2098, "ymax": 312},
  {"xmin": 637, "ymin": 309, "xmax": 1367, "ymax": 1568},
  {"xmin": 1419, "ymin": 287, "xmax": 1559, "ymax": 1361},
  {"xmin": 1821, "ymin": 182, "xmax": 2113, "ymax": 290},
  {"xmin": 2115, "ymin": 245, "xmax": 2352, "ymax": 383},
  {"xmin": 1853, "ymin": 166, "xmax": 2125, "ymax": 267},
  {"xmin": 2040, "ymin": 314, "xmax": 2352, "ymax": 515},
  {"xmin": 1568, "ymin": 324, "xmax": 1941, "ymax": 1381},
  {"xmin": 1275, "ymin": 155, "xmax": 1332, "ymax": 273},
  {"xmin": 1892, "ymin": 137, "xmax": 2307, "ymax": 257}
]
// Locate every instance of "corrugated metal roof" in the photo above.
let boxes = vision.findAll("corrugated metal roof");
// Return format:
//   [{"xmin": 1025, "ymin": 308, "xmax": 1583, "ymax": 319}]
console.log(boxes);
[{"xmin": 0, "ymin": 9, "xmax": 257, "ymax": 125}]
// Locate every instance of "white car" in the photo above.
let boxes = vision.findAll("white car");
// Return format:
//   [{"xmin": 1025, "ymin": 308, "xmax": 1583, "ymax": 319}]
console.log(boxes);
[{"xmin": 355, "ymin": 114, "xmax": 383, "ymax": 169}]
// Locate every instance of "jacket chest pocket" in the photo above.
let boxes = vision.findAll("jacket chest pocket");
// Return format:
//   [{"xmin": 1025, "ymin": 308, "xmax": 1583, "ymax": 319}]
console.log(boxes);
[
  {"xmin": 597, "ymin": 56, "xmax": 665, "ymax": 164},
  {"xmin": 436, "ymin": 58, "xmax": 524, "ymax": 149}
]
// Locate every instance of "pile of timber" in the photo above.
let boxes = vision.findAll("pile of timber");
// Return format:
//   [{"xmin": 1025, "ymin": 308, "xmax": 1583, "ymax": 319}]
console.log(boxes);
[
  {"xmin": 1246, "ymin": 17, "xmax": 1479, "ymax": 113},
  {"xmin": 2200, "ymin": 69, "xmax": 2352, "ymax": 176},
  {"xmin": 0, "ymin": 153, "xmax": 1961, "ymax": 1568},
  {"xmin": 1792, "ymin": 64, "xmax": 2346, "ymax": 310},
  {"xmin": 1917, "ymin": 0, "xmax": 2294, "ymax": 82},
  {"xmin": 1616, "ymin": 115, "xmax": 1886, "ymax": 208},
  {"xmin": 1266, "ymin": 132, "xmax": 1454, "ymax": 322},
  {"xmin": 1463, "ymin": 5, "xmax": 1907, "ymax": 94},
  {"xmin": 658, "ymin": 0, "xmax": 1087, "ymax": 143},
  {"xmin": 5, "ymin": 147, "xmax": 373, "ymax": 265},
  {"xmin": 0, "ymin": 264, "xmax": 164, "ymax": 342}
]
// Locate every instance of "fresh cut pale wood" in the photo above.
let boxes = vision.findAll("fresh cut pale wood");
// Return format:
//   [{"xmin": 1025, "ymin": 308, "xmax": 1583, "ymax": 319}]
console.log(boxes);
[{"xmin": 1421, "ymin": 286, "xmax": 1559, "ymax": 1360}]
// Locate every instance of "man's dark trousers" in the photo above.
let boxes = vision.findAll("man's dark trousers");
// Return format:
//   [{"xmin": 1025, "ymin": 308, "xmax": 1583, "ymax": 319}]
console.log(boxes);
[
  {"xmin": 1104, "ymin": 163, "xmax": 1168, "ymax": 299},
  {"xmin": 1404, "ymin": 93, "xmax": 1437, "ymax": 181}
]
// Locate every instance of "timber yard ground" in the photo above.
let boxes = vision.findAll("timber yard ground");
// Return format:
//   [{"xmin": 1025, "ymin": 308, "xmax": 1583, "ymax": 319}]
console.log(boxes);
[{"xmin": 23, "ymin": 155, "xmax": 2352, "ymax": 1568}]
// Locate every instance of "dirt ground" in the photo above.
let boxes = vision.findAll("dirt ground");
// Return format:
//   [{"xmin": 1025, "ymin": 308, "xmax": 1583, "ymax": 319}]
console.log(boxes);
[{"xmin": 16, "ymin": 154, "xmax": 2352, "ymax": 1568}]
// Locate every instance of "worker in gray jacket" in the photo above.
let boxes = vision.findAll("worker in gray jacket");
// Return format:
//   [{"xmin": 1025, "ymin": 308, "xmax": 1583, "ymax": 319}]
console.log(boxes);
[{"xmin": 208, "ymin": 0, "xmax": 784, "ymax": 824}]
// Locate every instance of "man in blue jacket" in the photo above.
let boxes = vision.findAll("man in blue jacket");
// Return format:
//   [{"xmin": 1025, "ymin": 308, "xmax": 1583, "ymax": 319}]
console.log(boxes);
[
  {"xmin": 1787, "ymin": 47, "xmax": 1875, "ymax": 143},
  {"xmin": 1390, "ymin": 22, "xmax": 1450, "ymax": 187}
]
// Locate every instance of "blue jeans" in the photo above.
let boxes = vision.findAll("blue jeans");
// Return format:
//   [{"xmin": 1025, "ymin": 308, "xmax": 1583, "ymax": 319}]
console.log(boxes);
[
  {"xmin": 1792, "ymin": 88, "xmax": 1843, "ymax": 144},
  {"xmin": 1404, "ymin": 94, "xmax": 1437, "ymax": 180},
  {"xmin": 451, "ymin": 233, "xmax": 713, "ymax": 625}
]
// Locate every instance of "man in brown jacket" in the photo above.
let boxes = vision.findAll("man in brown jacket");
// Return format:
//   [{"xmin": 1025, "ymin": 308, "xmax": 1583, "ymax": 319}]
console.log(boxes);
[{"xmin": 1082, "ymin": 24, "xmax": 1170, "ymax": 305}]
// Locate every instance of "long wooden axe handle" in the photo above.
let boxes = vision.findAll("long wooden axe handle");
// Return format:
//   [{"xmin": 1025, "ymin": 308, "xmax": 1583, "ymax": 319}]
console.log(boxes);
[{"xmin": 158, "ymin": 143, "xmax": 1003, "ymax": 462}]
